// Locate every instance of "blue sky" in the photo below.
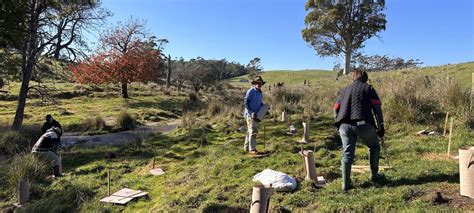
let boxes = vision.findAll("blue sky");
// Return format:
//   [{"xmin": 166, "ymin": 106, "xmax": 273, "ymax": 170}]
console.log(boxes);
[{"xmin": 100, "ymin": 0, "xmax": 474, "ymax": 71}]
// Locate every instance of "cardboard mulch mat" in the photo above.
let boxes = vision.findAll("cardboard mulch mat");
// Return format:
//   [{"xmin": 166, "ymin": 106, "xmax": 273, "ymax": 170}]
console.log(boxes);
[{"xmin": 100, "ymin": 188, "xmax": 148, "ymax": 205}]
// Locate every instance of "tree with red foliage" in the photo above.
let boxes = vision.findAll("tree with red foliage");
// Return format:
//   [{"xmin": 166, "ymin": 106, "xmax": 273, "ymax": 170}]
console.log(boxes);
[{"xmin": 69, "ymin": 19, "xmax": 161, "ymax": 98}]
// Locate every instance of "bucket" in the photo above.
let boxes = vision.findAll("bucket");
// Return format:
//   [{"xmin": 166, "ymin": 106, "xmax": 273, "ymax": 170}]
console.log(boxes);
[{"xmin": 459, "ymin": 147, "xmax": 474, "ymax": 198}]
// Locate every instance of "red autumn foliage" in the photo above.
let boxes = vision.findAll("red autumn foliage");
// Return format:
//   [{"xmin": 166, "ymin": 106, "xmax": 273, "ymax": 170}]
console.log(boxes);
[
  {"xmin": 69, "ymin": 41, "xmax": 160, "ymax": 85},
  {"xmin": 69, "ymin": 19, "xmax": 161, "ymax": 98}
]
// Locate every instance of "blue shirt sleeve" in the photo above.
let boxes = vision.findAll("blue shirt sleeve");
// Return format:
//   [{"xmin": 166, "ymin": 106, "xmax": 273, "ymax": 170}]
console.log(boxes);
[{"xmin": 244, "ymin": 89, "xmax": 254, "ymax": 114}]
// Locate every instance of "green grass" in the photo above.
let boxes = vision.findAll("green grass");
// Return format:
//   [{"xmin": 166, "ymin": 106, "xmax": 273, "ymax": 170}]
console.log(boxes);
[
  {"xmin": 0, "ymin": 62, "xmax": 473, "ymax": 211},
  {"xmin": 228, "ymin": 69, "xmax": 334, "ymax": 88},
  {"xmin": 4, "ymin": 117, "xmax": 471, "ymax": 211},
  {"xmin": 230, "ymin": 62, "xmax": 474, "ymax": 89},
  {"xmin": 0, "ymin": 83, "xmax": 186, "ymax": 130}
]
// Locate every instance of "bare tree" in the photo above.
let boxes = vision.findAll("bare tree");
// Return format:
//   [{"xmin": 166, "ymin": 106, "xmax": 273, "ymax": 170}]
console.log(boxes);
[
  {"xmin": 11, "ymin": 0, "xmax": 107, "ymax": 130},
  {"xmin": 45, "ymin": 4, "xmax": 110, "ymax": 61},
  {"xmin": 172, "ymin": 57, "xmax": 187, "ymax": 91}
]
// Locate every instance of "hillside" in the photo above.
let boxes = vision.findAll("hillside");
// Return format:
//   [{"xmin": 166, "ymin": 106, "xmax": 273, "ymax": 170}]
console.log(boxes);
[
  {"xmin": 229, "ymin": 69, "xmax": 334, "ymax": 87},
  {"xmin": 0, "ymin": 62, "xmax": 473, "ymax": 212}
]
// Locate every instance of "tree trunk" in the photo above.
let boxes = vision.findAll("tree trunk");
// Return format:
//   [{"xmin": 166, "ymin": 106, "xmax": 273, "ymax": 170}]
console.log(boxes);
[
  {"xmin": 12, "ymin": 1, "xmax": 42, "ymax": 130},
  {"xmin": 12, "ymin": 63, "xmax": 34, "ymax": 130},
  {"xmin": 343, "ymin": 49, "xmax": 352, "ymax": 75},
  {"xmin": 166, "ymin": 54, "xmax": 171, "ymax": 89},
  {"xmin": 121, "ymin": 81, "xmax": 129, "ymax": 98},
  {"xmin": 193, "ymin": 83, "xmax": 200, "ymax": 93}
]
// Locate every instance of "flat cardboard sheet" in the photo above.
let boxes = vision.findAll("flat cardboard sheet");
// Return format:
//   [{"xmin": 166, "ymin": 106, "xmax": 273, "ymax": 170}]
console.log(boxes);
[
  {"xmin": 150, "ymin": 168, "xmax": 165, "ymax": 176},
  {"xmin": 100, "ymin": 188, "xmax": 148, "ymax": 204}
]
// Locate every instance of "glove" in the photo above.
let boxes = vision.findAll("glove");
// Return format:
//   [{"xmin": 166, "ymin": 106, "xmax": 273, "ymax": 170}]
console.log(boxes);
[
  {"xmin": 377, "ymin": 125, "xmax": 385, "ymax": 138},
  {"xmin": 251, "ymin": 112, "xmax": 260, "ymax": 122}
]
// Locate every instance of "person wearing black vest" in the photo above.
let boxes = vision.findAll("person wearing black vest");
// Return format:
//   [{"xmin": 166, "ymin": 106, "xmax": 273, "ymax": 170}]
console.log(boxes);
[
  {"xmin": 333, "ymin": 70, "xmax": 385, "ymax": 192},
  {"xmin": 41, "ymin": 115, "xmax": 62, "ymax": 135}
]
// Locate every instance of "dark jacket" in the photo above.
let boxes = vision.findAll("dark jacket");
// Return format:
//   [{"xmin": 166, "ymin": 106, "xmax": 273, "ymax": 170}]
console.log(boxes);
[
  {"xmin": 41, "ymin": 119, "xmax": 62, "ymax": 136},
  {"xmin": 333, "ymin": 80, "xmax": 383, "ymax": 128}
]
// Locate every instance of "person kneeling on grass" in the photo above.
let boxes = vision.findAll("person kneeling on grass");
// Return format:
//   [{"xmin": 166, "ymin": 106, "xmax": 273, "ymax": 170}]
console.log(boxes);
[
  {"xmin": 333, "ymin": 69, "xmax": 385, "ymax": 192},
  {"xmin": 243, "ymin": 76, "xmax": 266, "ymax": 154},
  {"xmin": 32, "ymin": 127, "xmax": 62, "ymax": 177}
]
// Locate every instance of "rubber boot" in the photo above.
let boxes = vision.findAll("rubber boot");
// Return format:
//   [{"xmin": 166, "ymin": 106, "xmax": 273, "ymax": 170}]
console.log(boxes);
[
  {"xmin": 53, "ymin": 166, "xmax": 62, "ymax": 178},
  {"xmin": 341, "ymin": 162, "xmax": 352, "ymax": 192},
  {"xmin": 369, "ymin": 150, "xmax": 384, "ymax": 182}
]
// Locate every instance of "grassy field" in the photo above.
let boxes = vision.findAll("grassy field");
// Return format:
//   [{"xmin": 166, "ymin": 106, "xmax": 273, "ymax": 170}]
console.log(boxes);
[
  {"xmin": 228, "ymin": 69, "xmax": 334, "ymax": 88},
  {"xmin": 0, "ymin": 62, "xmax": 473, "ymax": 212},
  {"xmin": 0, "ymin": 83, "xmax": 186, "ymax": 131}
]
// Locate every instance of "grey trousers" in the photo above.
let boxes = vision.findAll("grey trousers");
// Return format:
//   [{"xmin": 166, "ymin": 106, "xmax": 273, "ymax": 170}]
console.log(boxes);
[
  {"xmin": 339, "ymin": 123, "xmax": 380, "ymax": 167},
  {"xmin": 244, "ymin": 116, "xmax": 258, "ymax": 151},
  {"xmin": 32, "ymin": 150, "xmax": 60, "ymax": 167}
]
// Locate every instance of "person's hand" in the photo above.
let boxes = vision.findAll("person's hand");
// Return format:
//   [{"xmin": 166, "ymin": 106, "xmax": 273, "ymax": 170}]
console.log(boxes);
[
  {"xmin": 377, "ymin": 125, "xmax": 385, "ymax": 138},
  {"xmin": 251, "ymin": 112, "xmax": 261, "ymax": 122}
]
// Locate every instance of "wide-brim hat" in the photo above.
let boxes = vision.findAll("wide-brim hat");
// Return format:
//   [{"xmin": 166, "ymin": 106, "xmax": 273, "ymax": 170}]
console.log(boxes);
[{"xmin": 251, "ymin": 76, "xmax": 266, "ymax": 85}]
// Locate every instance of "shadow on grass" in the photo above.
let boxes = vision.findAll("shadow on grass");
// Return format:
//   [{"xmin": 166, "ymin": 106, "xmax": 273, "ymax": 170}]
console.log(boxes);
[
  {"xmin": 202, "ymin": 203, "xmax": 247, "ymax": 213},
  {"xmin": 62, "ymin": 133, "xmax": 175, "ymax": 169},
  {"xmin": 62, "ymin": 128, "xmax": 214, "ymax": 172},
  {"xmin": 360, "ymin": 172, "xmax": 459, "ymax": 189}
]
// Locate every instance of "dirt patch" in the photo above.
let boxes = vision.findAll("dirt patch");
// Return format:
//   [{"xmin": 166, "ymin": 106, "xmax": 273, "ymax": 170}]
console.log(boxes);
[
  {"xmin": 404, "ymin": 188, "xmax": 425, "ymax": 202},
  {"xmin": 420, "ymin": 185, "xmax": 474, "ymax": 210}
]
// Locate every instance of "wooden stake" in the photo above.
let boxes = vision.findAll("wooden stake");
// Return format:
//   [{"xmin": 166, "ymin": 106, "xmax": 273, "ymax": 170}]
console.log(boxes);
[
  {"xmin": 263, "ymin": 126, "xmax": 266, "ymax": 148},
  {"xmin": 152, "ymin": 157, "xmax": 156, "ymax": 169},
  {"xmin": 470, "ymin": 73, "xmax": 473, "ymax": 112},
  {"xmin": 447, "ymin": 117, "xmax": 454, "ymax": 156},
  {"xmin": 443, "ymin": 112, "xmax": 449, "ymax": 136},
  {"xmin": 107, "ymin": 168, "xmax": 111, "ymax": 196}
]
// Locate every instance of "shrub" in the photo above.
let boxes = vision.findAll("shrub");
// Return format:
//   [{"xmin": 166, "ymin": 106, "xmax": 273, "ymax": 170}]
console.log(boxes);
[
  {"xmin": 0, "ymin": 131, "xmax": 27, "ymax": 155},
  {"xmin": 7, "ymin": 153, "xmax": 47, "ymax": 193},
  {"xmin": 188, "ymin": 92, "xmax": 199, "ymax": 103},
  {"xmin": 299, "ymin": 86, "xmax": 339, "ymax": 117},
  {"xmin": 379, "ymin": 75, "xmax": 470, "ymax": 125},
  {"xmin": 181, "ymin": 112, "xmax": 197, "ymax": 132},
  {"xmin": 163, "ymin": 89, "xmax": 171, "ymax": 96},
  {"xmin": 21, "ymin": 181, "xmax": 95, "ymax": 212},
  {"xmin": 82, "ymin": 116, "xmax": 107, "ymax": 131},
  {"xmin": 0, "ymin": 126, "xmax": 42, "ymax": 155},
  {"xmin": 115, "ymin": 111, "xmax": 136, "ymax": 131},
  {"xmin": 266, "ymin": 88, "xmax": 304, "ymax": 114},
  {"xmin": 182, "ymin": 92, "xmax": 203, "ymax": 112},
  {"xmin": 206, "ymin": 99, "xmax": 222, "ymax": 116}
]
